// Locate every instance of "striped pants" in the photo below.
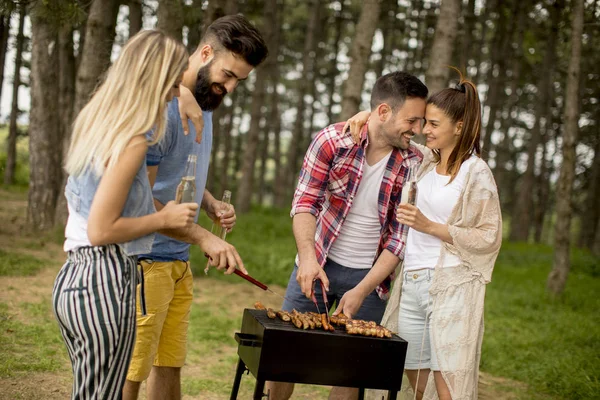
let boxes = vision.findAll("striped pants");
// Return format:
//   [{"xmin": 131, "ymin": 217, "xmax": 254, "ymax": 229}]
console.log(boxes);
[{"xmin": 52, "ymin": 245, "xmax": 137, "ymax": 400}]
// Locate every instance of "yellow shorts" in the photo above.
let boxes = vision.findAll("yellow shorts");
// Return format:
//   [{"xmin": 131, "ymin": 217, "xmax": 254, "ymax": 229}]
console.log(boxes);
[{"xmin": 126, "ymin": 260, "xmax": 193, "ymax": 382}]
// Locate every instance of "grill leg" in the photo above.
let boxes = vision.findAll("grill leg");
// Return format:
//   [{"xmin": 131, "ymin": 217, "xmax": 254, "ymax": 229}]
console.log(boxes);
[
  {"xmin": 387, "ymin": 390, "xmax": 398, "ymax": 400},
  {"xmin": 253, "ymin": 379, "xmax": 266, "ymax": 400},
  {"xmin": 358, "ymin": 388, "xmax": 365, "ymax": 400},
  {"xmin": 230, "ymin": 358, "xmax": 246, "ymax": 400}
]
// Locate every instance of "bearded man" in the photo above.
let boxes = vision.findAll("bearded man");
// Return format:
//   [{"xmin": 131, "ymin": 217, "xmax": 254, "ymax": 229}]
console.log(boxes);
[{"xmin": 122, "ymin": 15, "xmax": 268, "ymax": 400}]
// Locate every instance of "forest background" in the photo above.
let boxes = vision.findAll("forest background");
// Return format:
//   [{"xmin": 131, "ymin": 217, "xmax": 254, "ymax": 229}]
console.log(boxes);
[{"xmin": 0, "ymin": 0, "xmax": 598, "ymax": 399}]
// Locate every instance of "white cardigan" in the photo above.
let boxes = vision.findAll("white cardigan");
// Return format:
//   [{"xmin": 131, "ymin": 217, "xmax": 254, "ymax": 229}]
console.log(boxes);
[{"xmin": 381, "ymin": 144, "xmax": 503, "ymax": 400}]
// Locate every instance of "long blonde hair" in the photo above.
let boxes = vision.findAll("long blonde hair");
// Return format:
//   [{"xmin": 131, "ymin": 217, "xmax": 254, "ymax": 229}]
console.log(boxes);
[{"xmin": 66, "ymin": 30, "xmax": 188, "ymax": 176}]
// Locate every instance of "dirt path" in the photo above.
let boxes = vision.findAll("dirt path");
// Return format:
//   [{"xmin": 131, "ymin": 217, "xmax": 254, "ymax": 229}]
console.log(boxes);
[{"xmin": 0, "ymin": 190, "xmax": 529, "ymax": 399}]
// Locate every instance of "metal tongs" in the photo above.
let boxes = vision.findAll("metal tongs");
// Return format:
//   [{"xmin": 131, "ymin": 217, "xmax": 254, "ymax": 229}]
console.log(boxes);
[{"xmin": 310, "ymin": 278, "xmax": 330, "ymax": 325}]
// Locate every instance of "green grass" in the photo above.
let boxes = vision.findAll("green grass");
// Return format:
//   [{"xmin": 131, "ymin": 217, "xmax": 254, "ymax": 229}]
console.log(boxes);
[
  {"xmin": 0, "ymin": 301, "xmax": 68, "ymax": 377},
  {"xmin": 194, "ymin": 211, "xmax": 600, "ymax": 400},
  {"xmin": 482, "ymin": 242, "xmax": 600, "ymax": 399},
  {"xmin": 190, "ymin": 205, "xmax": 296, "ymax": 286},
  {"xmin": 0, "ymin": 187, "xmax": 598, "ymax": 398},
  {"xmin": 0, "ymin": 248, "xmax": 47, "ymax": 276},
  {"xmin": 0, "ymin": 125, "xmax": 30, "ymax": 188}
]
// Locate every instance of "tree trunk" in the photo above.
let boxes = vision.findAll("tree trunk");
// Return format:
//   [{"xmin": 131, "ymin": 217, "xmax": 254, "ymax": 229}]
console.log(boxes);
[
  {"xmin": 129, "ymin": 0, "xmax": 143, "ymax": 39},
  {"xmin": 472, "ymin": 0, "xmax": 494, "ymax": 80},
  {"xmin": 374, "ymin": 0, "xmax": 398, "ymax": 79},
  {"xmin": 510, "ymin": 0, "xmax": 561, "ymax": 242},
  {"xmin": 283, "ymin": 0, "xmax": 321, "ymax": 198},
  {"xmin": 236, "ymin": 0, "xmax": 278, "ymax": 213},
  {"xmin": 534, "ymin": 140, "xmax": 550, "ymax": 243},
  {"xmin": 157, "ymin": 0, "xmax": 184, "ymax": 41},
  {"xmin": 4, "ymin": 4, "xmax": 26, "ymax": 185},
  {"xmin": 481, "ymin": 0, "xmax": 514, "ymax": 161},
  {"xmin": 339, "ymin": 0, "xmax": 381, "ymax": 121},
  {"xmin": 0, "ymin": 12, "xmax": 10, "ymax": 114},
  {"xmin": 202, "ymin": 1, "xmax": 227, "ymax": 33},
  {"xmin": 219, "ymin": 96, "xmax": 238, "ymax": 195},
  {"xmin": 256, "ymin": 128, "xmax": 269, "ymax": 206},
  {"xmin": 325, "ymin": 0, "xmax": 345, "ymax": 124},
  {"xmin": 579, "ymin": 138, "xmax": 600, "ymax": 249},
  {"xmin": 185, "ymin": 0, "xmax": 203, "ymax": 53},
  {"xmin": 27, "ymin": 6, "xmax": 62, "ymax": 231},
  {"xmin": 271, "ymin": 83, "xmax": 285, "ymax": 208},
  {"xmin": 593, "ymin": 216, "xmax": 600, "ymax": 257},
  {"xmin": 424, "ymin": 0, "xmax": 460, "ymax": 94},
  {"xmin": 548, "ymin": 0, "xmax": 584, "ymax": 295},
  {"xmin": 406, "ymin": 0, "xmax": 424, "ymax": 73},
  {"xmin": 492, "ymin": 0, "xmax": 529, "ymax": 203},
  {"xmin": 267, "ymin": 1, "xmax": 284, "ymax": 208},
  {"xmin": 74, "ymin": 0, "xmax": 120, "ymax": 115},
  {"xmin": 54, "ymin": 25, "xmax": 77, "ymax": 226},
  {"xmin": 459, "ymin": 0, "xmax": 476, "ymax": 71}
]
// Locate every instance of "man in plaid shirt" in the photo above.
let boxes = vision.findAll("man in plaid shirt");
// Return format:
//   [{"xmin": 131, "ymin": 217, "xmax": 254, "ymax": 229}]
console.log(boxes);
[{"xmin": 267, "ymin": 71, "xmax": 428, "ymax": 400}]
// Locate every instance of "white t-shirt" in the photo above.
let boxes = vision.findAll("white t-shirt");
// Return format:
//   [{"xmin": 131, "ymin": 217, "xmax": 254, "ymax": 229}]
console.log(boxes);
[
  {"xmin": 328, "ymin": 151, "xmax": 392, "ymax": 269},
  {"xmin": 403, "ymin": 156, "xmax": 477, "ymax": 272},
  {"xmin": 64, "ymin": 203, "xmax": 92, "ymax": 252}
]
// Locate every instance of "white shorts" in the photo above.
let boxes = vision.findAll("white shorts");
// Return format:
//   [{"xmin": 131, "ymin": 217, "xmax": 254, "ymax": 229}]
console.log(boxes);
[
  {"xmin": 398, "ymin": 268, "xmax": 466, "ymax": 371},
  {"xmin": 398, "ymin": 268, "xmax": 438, "ymax": 370}
]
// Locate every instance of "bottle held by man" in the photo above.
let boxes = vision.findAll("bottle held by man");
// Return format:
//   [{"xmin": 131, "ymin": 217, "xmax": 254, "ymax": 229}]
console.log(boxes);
[{"xmin": 204, "ymin": 190, "xmax": 232, "ymax": 273}]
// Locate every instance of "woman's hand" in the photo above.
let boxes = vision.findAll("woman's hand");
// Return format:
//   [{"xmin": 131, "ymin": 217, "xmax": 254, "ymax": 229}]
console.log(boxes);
[
  {"xmin": 178, "ymin": 86, "xmax": 204, "ymax": 143},
  {"xmin": 342, "ymin": 110, "xmax": 371, "ymax": 144},
  {"xmin": 160, "ymin": 200, "xmax": 199, "ymax": 229},
  {"xmin": 397, "ymin": 203, "xmax": 432, "ymax": 234}
]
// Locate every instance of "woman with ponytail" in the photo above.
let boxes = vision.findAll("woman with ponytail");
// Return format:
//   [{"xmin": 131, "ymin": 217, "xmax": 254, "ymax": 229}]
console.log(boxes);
[{"xmin": 345, "ymin": 71, "xmax": 502, "ymax": 400}]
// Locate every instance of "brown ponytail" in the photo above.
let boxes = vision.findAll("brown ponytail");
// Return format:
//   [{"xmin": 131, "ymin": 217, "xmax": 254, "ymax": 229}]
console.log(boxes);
[{"xmin": 427, "ymin": 67, "xmax": 482, "ymax": 183}]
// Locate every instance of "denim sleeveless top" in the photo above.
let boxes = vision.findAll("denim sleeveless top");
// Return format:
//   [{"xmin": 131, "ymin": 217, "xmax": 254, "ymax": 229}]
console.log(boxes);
[{"xmin": 64, "ymin": 162, "xmax": 156, "ymax": 256}]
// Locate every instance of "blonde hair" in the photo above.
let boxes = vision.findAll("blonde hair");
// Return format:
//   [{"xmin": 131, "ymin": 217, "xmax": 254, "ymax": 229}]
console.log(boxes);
[{"xmin": 65, "ymin": 30, "xmax": 188, "ymax": 176}]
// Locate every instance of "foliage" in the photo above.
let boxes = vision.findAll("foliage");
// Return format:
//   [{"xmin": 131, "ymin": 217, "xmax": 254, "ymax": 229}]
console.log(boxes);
[
  {"xmin": 194, "ymin": 211, "xmax": 600, "ymax": 399},
  {"xmin": 483, "ymin": 242, "xmax": 600, "ymax": 399},
  {"xmin": 191, "ymin": 205, "xmax": 296, "ymax": 285},
  {"xmin": 0, "ymin": 126, "xmax": 30, "ymax": 188},
  {"xmin": 0, "ymin": 301, "xmax": 67, "ymax": 377},
  {"xmin": 0, "ymin": 248, "xmax": 46, "ymax": 276}
]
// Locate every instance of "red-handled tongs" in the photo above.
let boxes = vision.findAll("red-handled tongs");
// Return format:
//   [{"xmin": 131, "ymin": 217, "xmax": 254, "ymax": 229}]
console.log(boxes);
[
  {"xmin": 310, "ymin": 279, "xmax": 330, "ymax": 324},
  {"xmin": 204, "ymin": 253, "xmax": 290, "ymax": 301}
]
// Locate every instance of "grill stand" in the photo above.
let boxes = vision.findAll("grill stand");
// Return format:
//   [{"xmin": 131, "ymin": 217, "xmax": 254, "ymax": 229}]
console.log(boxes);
[
  {"xmin": 230, "ymin": 310, "xmax": 404, "ymax": 400},
  {"xmin": 230, "ymin": 357, "xmax": 385, "ymax": 400}
]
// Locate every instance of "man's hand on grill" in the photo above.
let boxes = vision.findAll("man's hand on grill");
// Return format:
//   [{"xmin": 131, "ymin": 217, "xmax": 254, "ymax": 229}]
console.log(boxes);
[
  {"xmin": 332, "ymin": 287, "xmax": 367, "ymax": 320},
  {"xmin": 297, "ymin": 260, "xmax": 329, "ymax": 298}
]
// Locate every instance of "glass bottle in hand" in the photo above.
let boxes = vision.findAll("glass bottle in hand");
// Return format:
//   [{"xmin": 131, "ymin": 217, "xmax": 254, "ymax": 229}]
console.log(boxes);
[
  {"xmin": 204, "ymin": 190, "xmax": 232, "ymax": 274},
  {"xmin": 400, "ymin": 167, "xmax": 418, "ymax": 205},
  {"xmin": 175, "ymin": 154, "xmax": 197, "ymax": 204}
]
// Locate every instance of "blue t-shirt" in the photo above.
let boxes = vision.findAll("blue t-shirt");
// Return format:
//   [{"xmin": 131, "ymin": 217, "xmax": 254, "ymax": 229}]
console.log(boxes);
[{"xmin": 141, "ymin": 98, "xmax": 213, "ymax": 261}]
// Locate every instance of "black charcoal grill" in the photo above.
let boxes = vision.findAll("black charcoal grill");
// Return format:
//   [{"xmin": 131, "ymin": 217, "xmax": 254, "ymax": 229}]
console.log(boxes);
[{"xmin": 230, "ymin": 309, "xmax": 407, "ymax": 399}]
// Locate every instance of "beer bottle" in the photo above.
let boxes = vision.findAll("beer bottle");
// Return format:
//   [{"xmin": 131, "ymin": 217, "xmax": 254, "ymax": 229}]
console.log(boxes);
[
  {"xmin": 204, "ymin": 190, "xmax": 232, "ymax": 274},
  {"xmin": 400, "ymin": 166, "xmax": 418, "ymax": 205},
  {"xmin": 175, "ymin": 154, "xmax": 197, "ymax": 204}
]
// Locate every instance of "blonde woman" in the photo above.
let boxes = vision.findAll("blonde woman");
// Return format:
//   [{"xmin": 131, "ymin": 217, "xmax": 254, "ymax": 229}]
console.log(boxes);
[
  {"xmin": 346, "ymin": 72, "xmax": 502, "ymax": 400},
  {"xmin": 52, "ymin": 30, "xmax": 198, "ymax": 399}
]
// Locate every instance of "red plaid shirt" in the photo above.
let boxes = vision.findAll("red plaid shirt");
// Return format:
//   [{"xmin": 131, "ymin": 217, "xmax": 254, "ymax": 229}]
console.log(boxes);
[{"xmin": 291, "ymin": 122, "xmax": 423, "ymax": 300}]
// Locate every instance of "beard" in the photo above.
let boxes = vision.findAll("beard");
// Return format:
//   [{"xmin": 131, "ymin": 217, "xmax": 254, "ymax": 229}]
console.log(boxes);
[{"xmin": 194, "ymin": 62, "xmax": 227, "ymax": 111}]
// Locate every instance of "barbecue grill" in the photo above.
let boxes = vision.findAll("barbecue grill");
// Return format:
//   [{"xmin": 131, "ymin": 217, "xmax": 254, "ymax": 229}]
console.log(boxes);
[{"xmin": 230, "ymin": 309, "xmax": 408, "ymax": 399}]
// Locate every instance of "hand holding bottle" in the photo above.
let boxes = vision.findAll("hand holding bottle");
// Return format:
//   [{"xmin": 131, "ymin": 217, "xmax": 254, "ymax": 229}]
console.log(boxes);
[{"xmin": 160, "ymin": 201, "xmax": 199, "ymax": 229}]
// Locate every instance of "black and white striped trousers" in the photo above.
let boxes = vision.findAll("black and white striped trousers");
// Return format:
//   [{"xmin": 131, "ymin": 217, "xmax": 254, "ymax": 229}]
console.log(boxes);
[{"xmin": 53, "ymin": 245, "xmax": 137, "ymax": 399}]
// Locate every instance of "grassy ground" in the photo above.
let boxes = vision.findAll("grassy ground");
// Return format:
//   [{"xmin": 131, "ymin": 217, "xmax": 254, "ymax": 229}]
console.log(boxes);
[{"xmin": 0, "ymin": 188, "xmax": 598, "ymax": 399}]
